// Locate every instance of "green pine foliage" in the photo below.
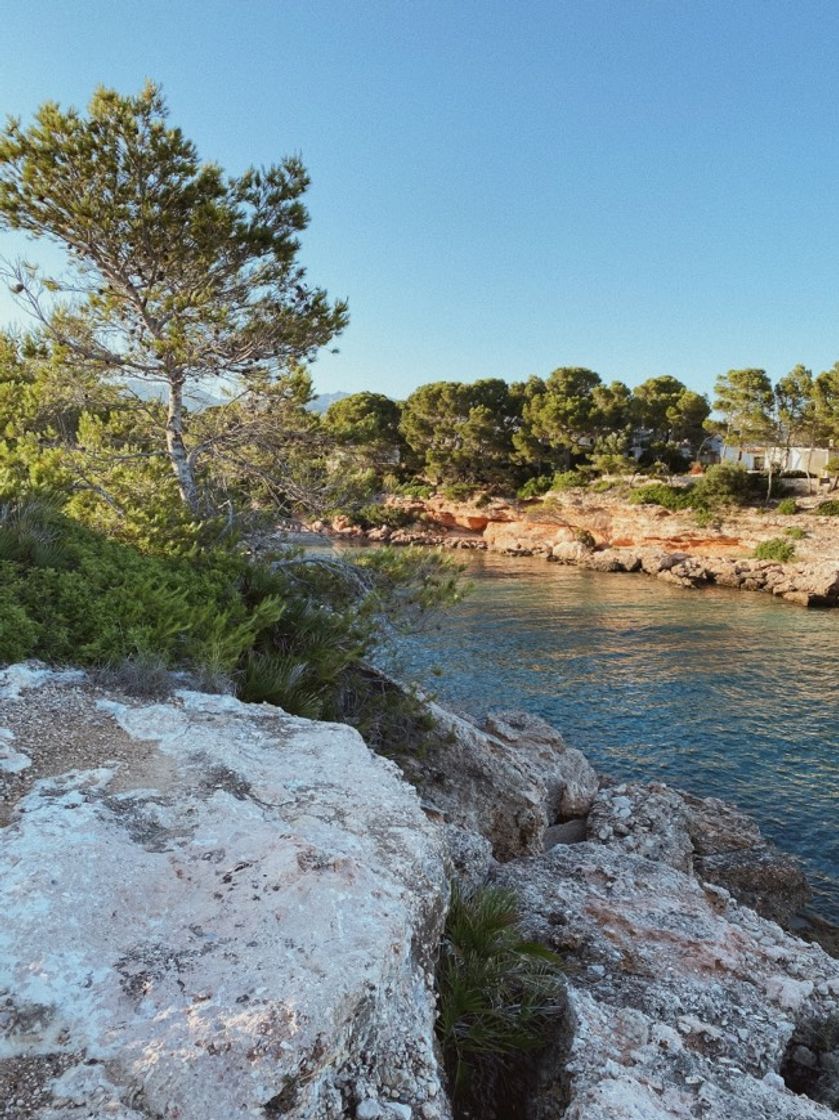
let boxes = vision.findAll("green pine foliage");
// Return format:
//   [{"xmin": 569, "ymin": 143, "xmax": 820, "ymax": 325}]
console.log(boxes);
[
  {"xmin": 0, "ymin": 499, "xmax": 463, "ymax": 722},
  {"xmin": 629, "ymin": 482, "xmax": 693, "ymax": 510}
]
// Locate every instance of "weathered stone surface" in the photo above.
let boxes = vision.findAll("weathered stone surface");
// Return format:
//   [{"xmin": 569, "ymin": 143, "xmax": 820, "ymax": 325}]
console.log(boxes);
[
  {"xmin": 406, "ymin": 705, "xmax": 598, "ymax": 861},
  {"xmin": 586, "ymin": 782, "xmax": 694, "ymax": 871},
  {"xmin": 586, "ymin": 782, "xmax": 811, "ymax": 927},
  {"xmin": 0, "ymin": 670, "xmax": 451, "ymax": 1120},
  {"xmin": 441, "ymin": 823, "xmax": 494, "ymax": 894},
  {"xmin": 495, "ymin": 844, "xmax": 839, "ymax": 1119},
  {"xmin": 544, "ymin": 818, "xmax": 588, "ymax": 848},
  {"xmin": 684, "ymin": 793, "xmax": 811, "ymax": 926},
  {"xmin": 484, "ymin": 710, "xmax": 599, "ymax": 819},
  {"xmin": 550, "ymin": 541, "xmax": 589, "ymax": 565}
]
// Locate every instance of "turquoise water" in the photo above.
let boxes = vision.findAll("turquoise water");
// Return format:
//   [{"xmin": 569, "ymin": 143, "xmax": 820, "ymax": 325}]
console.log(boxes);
[{"xmin": 387, "ymin": 553, "xmax": 839, "ymax": 921}]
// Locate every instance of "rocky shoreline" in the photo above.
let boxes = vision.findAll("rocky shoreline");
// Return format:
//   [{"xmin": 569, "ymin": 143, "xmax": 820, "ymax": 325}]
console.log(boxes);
[
  {"xmin": 311, "ymin": 493, "xmax": 839, "ymax": 608},
  {"xmin": 2, "ymin": 663, "xmax": 839, "ymax": 1118}
]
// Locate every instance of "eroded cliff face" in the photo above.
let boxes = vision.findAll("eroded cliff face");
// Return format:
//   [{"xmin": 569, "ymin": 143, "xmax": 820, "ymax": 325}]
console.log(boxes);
[
  {"xmin": 2, "ymin": 664, "xmax": 839, "ymax": 1120},
  {"xmin": 322, "ymin": 493, "xmax": 839, "ymax": 607}
]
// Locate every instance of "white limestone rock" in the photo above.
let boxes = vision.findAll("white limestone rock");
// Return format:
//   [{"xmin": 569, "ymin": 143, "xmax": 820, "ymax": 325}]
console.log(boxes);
[
  {"xmin": 0, "ymin": 672, "xmax": 451, "ymax": 1120},
  {"xmin": 405, "ymin": 704, "xmax": 598, "ymax": 860},
  {"xmin": 495, "ymin": 843, "xmax": 839, "ymax": 1119}
]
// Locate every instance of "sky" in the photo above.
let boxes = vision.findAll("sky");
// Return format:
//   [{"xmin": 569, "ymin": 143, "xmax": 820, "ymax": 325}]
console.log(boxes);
[{"xmin": 1, "ymin": 0, "xmax": 839, "ymax": 400}]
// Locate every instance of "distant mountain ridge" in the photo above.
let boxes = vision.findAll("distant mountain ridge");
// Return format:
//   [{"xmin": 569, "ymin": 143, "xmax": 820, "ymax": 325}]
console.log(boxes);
[
  {"xmin": 308, "ymin": 391, "xmax": 350, "ymax": 413},
  {"xmin": 116, "ymin": 379, "xmax": 351, "ymax": 415}
]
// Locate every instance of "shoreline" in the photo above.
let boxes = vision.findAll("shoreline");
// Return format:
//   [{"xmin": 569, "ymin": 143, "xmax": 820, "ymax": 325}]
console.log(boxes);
[{"xmin": 310, "ymin": 492, "xmax": 839, "ymax": 607}]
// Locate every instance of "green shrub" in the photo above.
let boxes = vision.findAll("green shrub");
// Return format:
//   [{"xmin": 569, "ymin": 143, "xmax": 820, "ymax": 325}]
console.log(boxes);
[
  {"xmin": 776, "ymin": 498, "xmax": 798, "ymax": 515},
  {"xmin": 591, "ymin": 478, "xmax": 616, "ymax": 493},
  {"xmin": 691, "ymin": 462, "xmax": 757, "ymax": 508},
  {"xmin": 516, "ymin": 475, "xmax": 553, "ymax": 500},
  {"xmin": 436, "ymin": 886, "xmax": 564, "ymax": 1113},
  {"xmin": 628, "ymin": 483, "xmax": 692, "ymax": 510},
  {"xmin": 353, "ymin": 503, "xmax": 417, "ymax": 531},
  {"xmin": 785, "ymin": 526, "xmax": 807, "ymax": 540},
  {"xmin": 390, "ymin": 479, "xmax": 434, "ymax": 500},
  {"xmin": 441, "ymin": 482, "xmax": 476, "ymax": 502},
  {"xmin": 0, "ymin": 500, "xmax": 465, "ymax": 721},
  {"xmin": 693, "ymin": 509, "xmax": 720, "ymax": 529},
  {"xmin": 753, "ymin": 537, "xmax": 796, "ymax": 563},
  {"xmin": 550, "ymin": 470, "xmax": 588, "ymax": 492},
  {"xmin": 817, "ymin": 500, "xmax": 839, "ymax": 516}
]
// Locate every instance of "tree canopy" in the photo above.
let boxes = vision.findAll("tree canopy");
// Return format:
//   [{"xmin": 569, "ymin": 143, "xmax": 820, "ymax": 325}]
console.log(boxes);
[{"xmin": 0, "ymin": 82, "xmax": 348, "ymax": 515}]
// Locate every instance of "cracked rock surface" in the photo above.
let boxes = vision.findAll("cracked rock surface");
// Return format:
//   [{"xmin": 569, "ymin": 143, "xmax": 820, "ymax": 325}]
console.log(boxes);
[
  {"xmin": 0, "ymin": 665, "xmax": 450, "ymax": 1120},
  {"xmin": 495, "ymin": 843, "xmax": 839, "ymax": 1118}
]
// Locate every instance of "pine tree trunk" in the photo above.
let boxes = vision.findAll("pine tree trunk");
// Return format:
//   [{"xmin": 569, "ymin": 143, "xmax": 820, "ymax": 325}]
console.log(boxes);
[{"xmin": 166, "ymin": 377, "xmax": 200, "ymax": 516}]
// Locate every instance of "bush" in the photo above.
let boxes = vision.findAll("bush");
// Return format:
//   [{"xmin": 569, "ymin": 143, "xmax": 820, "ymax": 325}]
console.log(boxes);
[
  {"xmin": 390, "ymin": 479, "xmax": 434, "ymax": 500},
  {"xmin": 0, "ymin": 500, "xmax": 465, "ymax": 722},
  {"xmin": 628, "ymin": 483, "xmax": 692, "ymax": 510},
  {"xmin": 436, "ymin": 886, "xmax": 564, "ymax": 1114},
  {"xmin": 693, "ymin": 509, "xmax": 720, "ymax": 529},
  {"xmin": 516, "ymin": 475, "xmax": 553, "ymax": 500},
  {"xmin": 690, "ymin": 462, "xmax": 757, "ymax": 508},
  {"xmin": 353, "ymin": 503, "xmax": 417, "ymax": 531},
  {"xmin": 441, "ymin": 482, "xmax": 477, "ymax": 502},
  {"xmin": 817, "ymin": 500, "xmax": 839, "ymax": 516},
  {"xmin": 550, "ymin": 470, "xmax": 588, "ymax": 492},
  {"xmin": 753, "ymin": 537, "xmax": 796, "ymax": 563},
  {"xmin": 776, "ymin": 498, "xmax": 798, "ymax": 515},
  {"xmin": 785, "ymin": 527, "xmax": 807, "ymax": 540}
]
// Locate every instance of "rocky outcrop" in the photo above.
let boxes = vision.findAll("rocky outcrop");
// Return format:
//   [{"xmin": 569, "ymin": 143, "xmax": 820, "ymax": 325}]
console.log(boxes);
[
  {"xmin": 496, "ymin": 843, "xmax": 839, "ymax": 1118},
  {"xmin": 587, "ymin": 782, "xmax": 811, "ymax": 926},
  {"xmin": 320, "ymin": 493, "xmax": 839, "ymax": 607},
  {"xmin": 0, "ymin": 666, "xmax": 451, "ymax": 1120},
  {"xmin": 549, "ymin": 547, "xmax": 839, "ymax": 606},
  {"xmin": 401, "ymin": 704, "xmax": 599, "ymax": 861},
  {"xmin": 2, "ymin": 663, "xmax": 837, "ymax": 1120}
]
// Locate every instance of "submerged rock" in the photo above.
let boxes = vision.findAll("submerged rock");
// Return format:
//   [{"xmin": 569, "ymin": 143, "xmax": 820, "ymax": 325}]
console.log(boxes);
[{"xmin": 0, "ymin": 669, "xmax": 451, "ymax": 1120}]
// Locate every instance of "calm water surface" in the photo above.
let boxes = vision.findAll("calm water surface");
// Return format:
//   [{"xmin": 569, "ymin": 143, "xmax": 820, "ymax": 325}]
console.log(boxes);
[{"xmin": 386, "ymin": 553, "xmax": 839, "ymax": 921}]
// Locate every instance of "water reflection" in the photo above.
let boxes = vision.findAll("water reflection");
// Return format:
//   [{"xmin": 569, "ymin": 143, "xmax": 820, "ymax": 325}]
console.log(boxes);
[{"xmin": 388, "ymin": 553, "xmax": 839, "ymax": 920}]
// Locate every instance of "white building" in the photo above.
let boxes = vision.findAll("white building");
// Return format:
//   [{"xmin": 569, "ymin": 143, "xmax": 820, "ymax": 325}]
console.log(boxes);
[{"xmin": 718, "ymin": 442, "xmax": 832, "ymax": 475}]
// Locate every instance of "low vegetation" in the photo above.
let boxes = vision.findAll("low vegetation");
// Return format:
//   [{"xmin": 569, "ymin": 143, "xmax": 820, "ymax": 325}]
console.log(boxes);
[
  {"xmin": 436, "ymin": 885, "xmax": 564, "ymax": 1117},
  {"xmin": 753, "ymin": 537, "xmax": 797, "ymax": 563},
  {"xmin": 0, "ymin": 499, "xmax": 463, "ymax": 728},
  {"xmin": 626, "ymin": 463, "xmax": 761, "ymax": 514}
]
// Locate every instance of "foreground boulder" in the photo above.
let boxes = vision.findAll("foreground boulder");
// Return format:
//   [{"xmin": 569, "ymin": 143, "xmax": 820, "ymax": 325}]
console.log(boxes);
[
  {"xmin": 496, "ymin": 844, "xmax": 839, "ymax": 1118},
  {"xmin": 0, "ymin": 666, "xmax": 450, "ymax": 1120}
]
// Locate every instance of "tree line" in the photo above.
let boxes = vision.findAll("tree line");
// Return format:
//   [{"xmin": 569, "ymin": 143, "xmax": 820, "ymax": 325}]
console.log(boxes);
[{"xmin": 321, "ymin": 362, "xmax": 839, "ymax": 495}]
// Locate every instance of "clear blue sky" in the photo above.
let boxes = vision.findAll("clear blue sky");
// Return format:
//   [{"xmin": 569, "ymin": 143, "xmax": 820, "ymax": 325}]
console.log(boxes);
[{"xmin": 2, "ymin": 0, "xmax": 839, "ymax": 400}]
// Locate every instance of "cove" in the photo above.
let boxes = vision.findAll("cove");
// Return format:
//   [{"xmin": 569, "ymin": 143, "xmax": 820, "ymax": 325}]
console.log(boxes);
[{"xmin": 387, "ymin": 551, "xmax": 839, "ymax": 922}]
